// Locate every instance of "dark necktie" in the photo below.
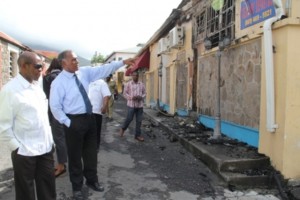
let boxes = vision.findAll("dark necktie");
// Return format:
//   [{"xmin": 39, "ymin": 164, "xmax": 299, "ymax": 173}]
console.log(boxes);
[{"xmin": 74, "ymin": 74, "xmax": 92, "ymax": 114}]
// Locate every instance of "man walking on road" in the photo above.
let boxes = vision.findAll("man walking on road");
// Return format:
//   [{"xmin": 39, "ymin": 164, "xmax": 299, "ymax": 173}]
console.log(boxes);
[
  {"xmin": 120, "ymin": 71, "xmax": 146, "ymax": 142},
  {"xmin": 0, "ymin": 51, "xmax": 55, "ymax": 200},
  {"xmin": 50, "ymin": 50, "xmax": 134, "ymax": 200}
]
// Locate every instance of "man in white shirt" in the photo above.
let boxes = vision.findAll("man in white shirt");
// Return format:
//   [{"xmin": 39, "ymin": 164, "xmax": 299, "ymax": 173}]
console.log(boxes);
[
  {"xmin": 0, "ymin": 51, "xmax": 55, "ymax": 200},
  {"xmin": 88, "ymin": 79, "xmax": 111, "ymax": 152}
]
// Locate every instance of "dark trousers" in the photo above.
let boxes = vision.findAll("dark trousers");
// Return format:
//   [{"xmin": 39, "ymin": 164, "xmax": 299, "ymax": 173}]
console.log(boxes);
[
  {"xmin": 64, "ymin": 114, "xmax": 98, "ymax": 191},
  {"xmin": 121, "ymin": 106, "xmax": 143, "ymax": 137},
  {"xmin": 11, "ymin": 148, "xmax": 56, "ymax": 200},
  {"xmin": 93, "ymin": 113, "xmax": 103, "ymax": 149},
  {"xmin": 51, "ymin": 118, "xmax": 67, "ymax": 164}
]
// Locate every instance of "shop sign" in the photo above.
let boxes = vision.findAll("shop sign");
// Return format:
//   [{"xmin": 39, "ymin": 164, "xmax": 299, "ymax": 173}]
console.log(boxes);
[{"xmin": 240, "ymin": 0, "xmax": 276, "ymax": 30}]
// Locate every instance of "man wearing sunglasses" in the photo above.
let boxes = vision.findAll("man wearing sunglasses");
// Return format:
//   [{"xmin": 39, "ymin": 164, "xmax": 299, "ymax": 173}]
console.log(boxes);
[{"xmin": 0, "ymin": 51, "xmax": 56, "ymax": 200}]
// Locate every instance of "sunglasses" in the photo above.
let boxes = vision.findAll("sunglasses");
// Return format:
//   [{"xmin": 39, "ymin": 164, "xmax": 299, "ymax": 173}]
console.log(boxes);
[{"xmin": 33, "ymin": 64, "xmax": 43, "ymax": 69}]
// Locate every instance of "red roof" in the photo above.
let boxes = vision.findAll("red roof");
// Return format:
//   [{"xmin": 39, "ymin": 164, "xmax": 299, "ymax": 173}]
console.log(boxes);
[
  {"xmin": 35, "ymin": 50, "xmax": 58, "ymax": 59},
  {"xmin": 125, "ymin": 49, "xmax": 150, "ymax": 76}
]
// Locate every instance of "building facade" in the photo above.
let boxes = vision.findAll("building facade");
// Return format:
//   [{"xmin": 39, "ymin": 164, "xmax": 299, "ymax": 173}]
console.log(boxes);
[
  {"xmin": 138, "ymin": 0, "xmax": 300, "ymax": 180},
  {"xmin": 0, "ymin": 32, "xmax": 28, "ymax": 89},
  {"xmin": 192, "ymin": 0, "xmax": 300, "ymax": 179}
]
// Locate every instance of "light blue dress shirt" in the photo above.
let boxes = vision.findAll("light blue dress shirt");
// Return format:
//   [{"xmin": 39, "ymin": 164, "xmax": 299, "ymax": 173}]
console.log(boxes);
[{"xmin": 50, "ymin": 61, "xmax": 124, "ymax": 127}]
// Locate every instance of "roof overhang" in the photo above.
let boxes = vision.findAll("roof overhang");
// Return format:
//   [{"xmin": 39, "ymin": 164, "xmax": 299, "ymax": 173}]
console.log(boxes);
[{"xmin": 125, "ymin": 49, "xmax": 150, "ymax": 76}]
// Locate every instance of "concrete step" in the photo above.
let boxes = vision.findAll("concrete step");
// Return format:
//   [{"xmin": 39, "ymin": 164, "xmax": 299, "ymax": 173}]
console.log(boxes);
[
  {"xmin": 220, "ymin": 171, "xmax": 273, "ymax": 187},
  {"xmin": 220, "ymin": 157, "xmax": 271, "ymax": 172},
  {"xmin": 175, "ymin": 133, "xmax": 274, "ymax": 187},
  {"xmin": 143, "ymin": 109, "xmax": 275, "ymax": 188}
]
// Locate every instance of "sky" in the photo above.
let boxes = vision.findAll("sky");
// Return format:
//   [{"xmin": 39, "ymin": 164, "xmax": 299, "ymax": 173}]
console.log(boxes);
[{"xmin": 0, "ymin": 0, "xmax": 182, "ymax": 60}]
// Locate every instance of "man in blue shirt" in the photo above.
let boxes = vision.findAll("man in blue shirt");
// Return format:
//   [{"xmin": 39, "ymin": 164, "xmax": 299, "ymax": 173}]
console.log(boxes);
[{"xmin": 50, "ymin": 50, "xmax": 134, "ymax": 200}]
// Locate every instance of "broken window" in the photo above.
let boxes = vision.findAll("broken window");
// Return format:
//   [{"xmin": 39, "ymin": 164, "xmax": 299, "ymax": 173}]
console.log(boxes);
[
  {"xmin": 196, "ymin": 11, "xmax": 206, "ymax": 37},
  {"xmin": 194, "ymin": 0, "xmax": 235, "ymax": 48}
]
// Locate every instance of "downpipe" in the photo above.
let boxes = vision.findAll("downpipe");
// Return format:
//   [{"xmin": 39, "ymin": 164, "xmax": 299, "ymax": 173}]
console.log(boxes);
[{"xmin": 263, "ymin": 0, "xmax": 285, "ymax": 132}]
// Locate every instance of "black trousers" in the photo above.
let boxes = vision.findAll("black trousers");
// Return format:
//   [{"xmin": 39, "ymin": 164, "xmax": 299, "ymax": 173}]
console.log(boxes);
[
  {"xmin": 65, "ymin": 114, "xmax": 98, "ymax": 191},
  {"xmin": 50, "ymin": 117, "xmax": 67, "ymax": 164},
  {"xmin": 11, "ymin": 147, "xmax": 56, "ymax": 200},
  {"xmin": 93, "ymin": 113, "xmax": 103, "ymax": 149}
]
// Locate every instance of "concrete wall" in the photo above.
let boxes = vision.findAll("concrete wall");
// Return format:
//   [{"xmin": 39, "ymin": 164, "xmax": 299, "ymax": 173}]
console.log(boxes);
[
  {"xmin": 145, "ymin": 43, "xmax": 160, "ymax": 107},
  {"xmin": 175, "ymin": 22, "xmax": 194, "ymax": 113},
  {"xmin": 0, "ymin": 41, "xmax": 10, "ymax": 89},
  {"xmin": 259, "ymin": 18, "xmax": 300, "ymax": 179},
  {"xmin": 197, "ymin": 39, "xmax": 261, "ymax": 129}
]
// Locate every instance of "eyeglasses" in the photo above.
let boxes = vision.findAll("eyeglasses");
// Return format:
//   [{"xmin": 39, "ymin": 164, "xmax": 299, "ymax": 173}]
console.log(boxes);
[{"xmin": 33, "ymin": 64, "xmax": 43, "ymax": 69}]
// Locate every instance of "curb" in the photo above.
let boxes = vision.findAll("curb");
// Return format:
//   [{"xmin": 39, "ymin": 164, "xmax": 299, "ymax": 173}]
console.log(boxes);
[{"xmin": 144, "ymin": 109, "xmax": 273, "ymax": 188}]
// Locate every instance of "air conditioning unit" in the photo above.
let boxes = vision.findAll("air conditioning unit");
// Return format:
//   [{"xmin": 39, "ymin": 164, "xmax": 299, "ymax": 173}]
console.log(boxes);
[
  {"xmin": 169, "ymin": 26, "xmax": 184, "ymax": 48},
  {"xmin": 158, "ymin": 37, "xmax": 170, "ymax": 54}
]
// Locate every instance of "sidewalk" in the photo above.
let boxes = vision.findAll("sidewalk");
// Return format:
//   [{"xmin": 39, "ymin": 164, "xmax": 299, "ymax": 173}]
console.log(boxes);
[
  {"xmin": 142, "ymin": 106, "xmax": 300, "ymax": 200},
  {"xmin": 0, "ymin": 141, "xmax": 13, "ymax": 193}
]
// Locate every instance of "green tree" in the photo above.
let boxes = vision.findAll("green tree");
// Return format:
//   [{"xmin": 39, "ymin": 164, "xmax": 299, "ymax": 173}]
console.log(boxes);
[{"xmin": 91, "ymin": 51, "xmax": 105, "ymax": 64}]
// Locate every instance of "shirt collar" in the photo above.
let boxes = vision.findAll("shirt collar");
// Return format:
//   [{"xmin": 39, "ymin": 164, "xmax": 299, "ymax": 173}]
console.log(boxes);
[
  {"xmin": 62, "ymin": 69, "xmax": 76, "ymax": 78},
  {"xmin": 16, "ymin": 73, "xmax": 39, "ymax": 89},
  {"xmin": 131, "ymin": 80, "xmax": 140, "ymax": 84}
]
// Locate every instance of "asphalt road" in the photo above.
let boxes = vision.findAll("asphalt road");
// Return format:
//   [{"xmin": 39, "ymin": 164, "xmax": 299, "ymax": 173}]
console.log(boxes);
[{"xmin": 0, "ymin": 96, "xmax": 280, "ymax": 200}]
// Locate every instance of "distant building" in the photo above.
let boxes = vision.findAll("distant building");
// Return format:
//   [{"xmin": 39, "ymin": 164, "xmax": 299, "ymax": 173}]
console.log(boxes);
[{"xmin": 104, "ymin": 44, "xmax": 144, "ymax": 92}]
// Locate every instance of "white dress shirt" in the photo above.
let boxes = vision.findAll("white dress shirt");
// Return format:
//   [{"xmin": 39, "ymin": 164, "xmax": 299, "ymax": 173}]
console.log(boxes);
[
  {"xmin": 88, "ymin": 79, "xmax": 111, "ymax": 115},
  {"xmin": 0, "ymin": 74, "xmax": 53, "ymax": 156}
]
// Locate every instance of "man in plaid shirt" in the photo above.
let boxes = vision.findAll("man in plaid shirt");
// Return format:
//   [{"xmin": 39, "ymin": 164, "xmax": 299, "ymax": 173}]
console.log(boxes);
[{"xmin": 119, "ymin": 71, "xmax": 146, "ymax": 141}]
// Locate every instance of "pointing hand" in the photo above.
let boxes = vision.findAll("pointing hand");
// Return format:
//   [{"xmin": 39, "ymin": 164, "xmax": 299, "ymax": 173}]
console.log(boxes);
[{"xmin": 123, "ymin": 58, "xmax": 136, "ymax": 66}]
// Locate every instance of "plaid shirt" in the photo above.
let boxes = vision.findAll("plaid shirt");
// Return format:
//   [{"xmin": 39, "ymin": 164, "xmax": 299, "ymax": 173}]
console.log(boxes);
[{"xmin": 124, "ymin": 80, "xmax": 146, "ymax": 108}]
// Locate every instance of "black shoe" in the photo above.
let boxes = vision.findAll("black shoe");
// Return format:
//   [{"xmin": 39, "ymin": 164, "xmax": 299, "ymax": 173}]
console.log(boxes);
[
  {"xmin": 86, "ymin": 182, "xmax": 104, "ymax": 192},
  {"xmin": 73, "ymin": 190, "xmax": 83, "ymax": 200}
]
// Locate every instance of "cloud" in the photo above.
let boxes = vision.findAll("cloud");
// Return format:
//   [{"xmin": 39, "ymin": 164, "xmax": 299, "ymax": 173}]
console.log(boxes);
[{"xmin": 0, "ymin": 0, "xmax": 181, "ymax": 59}]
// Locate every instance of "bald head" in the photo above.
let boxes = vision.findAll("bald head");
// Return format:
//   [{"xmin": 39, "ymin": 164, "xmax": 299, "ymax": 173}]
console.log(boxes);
[
  {"xmin": 18, "ymin": 51, "xmax": 42, "ymax": 83},
  {"xmin": 18, "ymin": 51, "xmax": 39, "ymax": 67}
]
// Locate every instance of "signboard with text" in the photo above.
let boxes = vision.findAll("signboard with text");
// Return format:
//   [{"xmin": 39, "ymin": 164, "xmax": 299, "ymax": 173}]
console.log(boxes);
[{"xmin": 240, "ymin": 0, "xmax": 276, "ymax": 30}]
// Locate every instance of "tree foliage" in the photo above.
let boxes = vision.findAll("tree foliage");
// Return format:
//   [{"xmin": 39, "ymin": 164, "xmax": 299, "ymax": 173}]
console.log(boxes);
[{"xmin": 91, "ymin": 51, "xmax": 105, "ymax": 64}]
